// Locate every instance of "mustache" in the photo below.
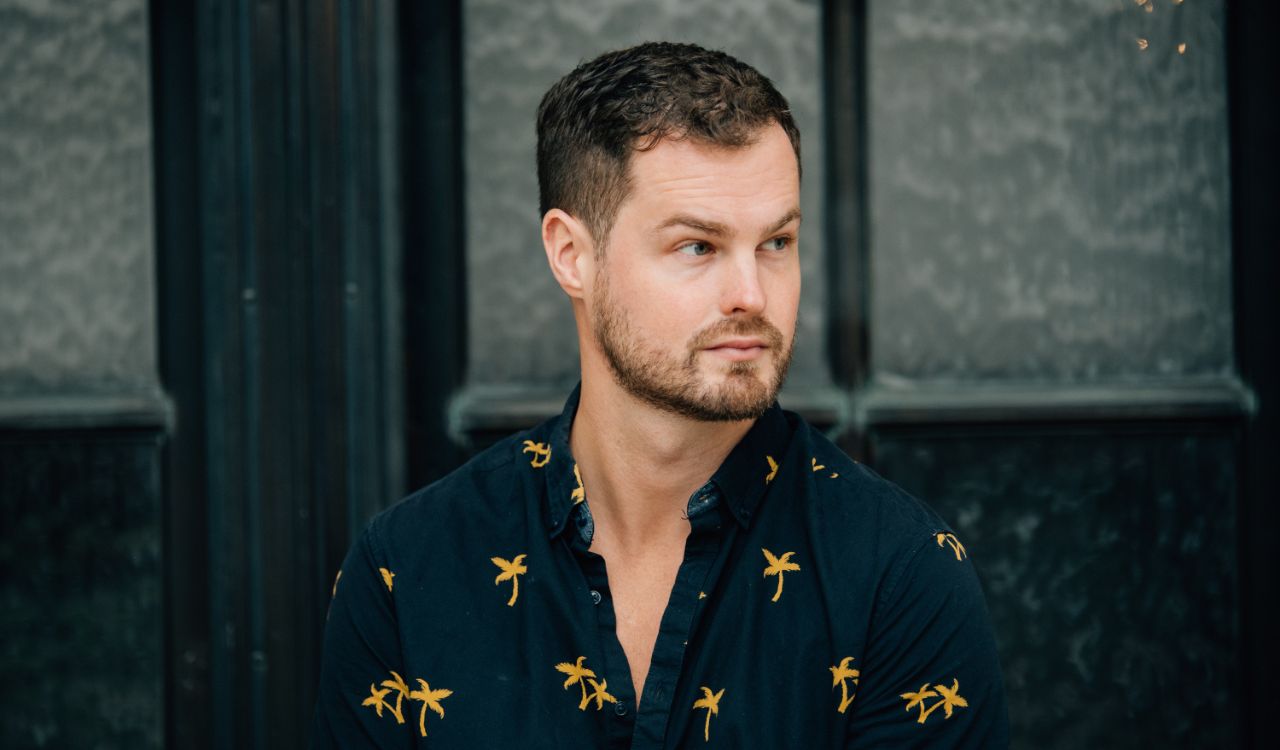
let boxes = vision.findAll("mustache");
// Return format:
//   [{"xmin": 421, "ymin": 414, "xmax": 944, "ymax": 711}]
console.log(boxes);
[{"xmin": 688, "ymin": 315, "xmax": 785, "ymax": 351}]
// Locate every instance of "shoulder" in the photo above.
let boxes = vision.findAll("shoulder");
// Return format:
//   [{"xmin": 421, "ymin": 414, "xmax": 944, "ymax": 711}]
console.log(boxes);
[
  {"xmin": 795, "ymin": 418, "xmax": 953, "ymax": 543},
  {"xmin": 363, "ymin": 428, "xmax": 536, "ymax": 563},
  {"xmin": 778, "ymin": 416, "xmax": 969, "ymax": 600}
]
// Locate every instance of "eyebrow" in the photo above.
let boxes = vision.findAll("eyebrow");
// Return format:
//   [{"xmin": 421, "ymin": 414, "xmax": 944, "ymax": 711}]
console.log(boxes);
[{"xmin": 654, "ymin": 207, "xmax": 802, "ymax": 238}]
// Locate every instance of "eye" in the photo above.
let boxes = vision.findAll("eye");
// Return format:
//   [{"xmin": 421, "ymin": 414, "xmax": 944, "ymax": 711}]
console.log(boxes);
[
  {"xmin": 676, "ymin": 241, "xmax": 712, "ymax": 257},
  {"xmin": 760, "ymin": 236, "xmax": 791, "ymax": 252}
]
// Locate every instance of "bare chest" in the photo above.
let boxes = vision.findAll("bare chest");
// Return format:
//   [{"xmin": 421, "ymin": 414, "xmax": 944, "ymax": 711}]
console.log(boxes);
[{"xmin": 596, "ymin": 547, "xmax": 685, "ymax": 705}]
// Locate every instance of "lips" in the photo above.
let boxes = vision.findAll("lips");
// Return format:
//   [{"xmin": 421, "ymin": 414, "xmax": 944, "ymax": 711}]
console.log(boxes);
[
  {"xmin": 706, "ymin": 338, "xmax": 767, "ymax": 350},
  {"xmin": 689, "ymin": 317, "xmax": 785, "ymax": 363},
  {"xmin": 703, "ymin": 338, "xmax": 769, "ymax": 361}
]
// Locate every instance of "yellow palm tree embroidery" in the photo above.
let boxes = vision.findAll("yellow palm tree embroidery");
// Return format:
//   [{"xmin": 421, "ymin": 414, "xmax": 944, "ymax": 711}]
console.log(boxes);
[
  {"xmin": 901, "ymin": 678, "xmax": 967, "ymax": 724},
  {"xmin": 521, "ymin": 440, "xmax": 551, "ymax": 468},
  {"xmin": 765, "ymin": 455, "xmax": 779, "ymax": 484},
  {"xmin": 812, "ymin": 457, "xmax": 839, "ymax": 479},
  {"xmin": 491, "ymin": 554, "xmax": 528, "ymax": 606},
  {"xmin": 331, "ymin": 570, "xmax": 342, "ymax": 597},
  {"xmin": 362, "ymin": 684, "xmax": 402, "ymax": 723},
  {"xmin": 692, "ymin": 686, "xmax": 725, "ymax": 742},
  {"xmin": 900, "ymin": 683, "xmax": 937, "ymax": 722},
  {"xmin": 830, "ymin": 657, "xmax": 860, "ymax": 713},
  {"xmin": 379, "ymin": 567, "xmax": 395, "ymax": 592},
  {"xmin": 555, "ymin": 656, "xmax": 597, "ymax": 707},
  {"xmin": 931, "ymin": 679, "xmax": 968, "ymax": 719},
  {"xmin": 698, "ymin": 591, "xmax": 707, "ymax": 600},
  {"xmin": 762, "ymin": 548, "xmax": 800, "ymax": 602},
  {"xmin": 936, "ymin": 532, "xmax": 967, "ymax": 561},
  {"xmin": 407, "ymin": 678, "xmax": 452, "ymax": 737},
  {"xmin": 571, "ymin": 463, "xmax": 586, "ymax": 505},
  {"xmin": 379, "ymin": 671, "xmax": 410, "ymax": 724},
  {"xmin": 580, "ymin": 678, "xmax": 617, "ymax": 711}
]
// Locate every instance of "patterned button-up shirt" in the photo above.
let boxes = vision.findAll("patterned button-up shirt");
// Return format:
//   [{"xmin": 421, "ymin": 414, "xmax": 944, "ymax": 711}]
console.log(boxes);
[{"xmin": 313, "ymin": 386, "xmax": 1008, "ymax": 747}]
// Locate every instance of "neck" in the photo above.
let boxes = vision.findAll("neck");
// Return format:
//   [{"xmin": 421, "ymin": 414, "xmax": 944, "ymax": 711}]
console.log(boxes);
[{"xmin": 569, "ymin": 372, "xmax": 753, "ymax": 554}]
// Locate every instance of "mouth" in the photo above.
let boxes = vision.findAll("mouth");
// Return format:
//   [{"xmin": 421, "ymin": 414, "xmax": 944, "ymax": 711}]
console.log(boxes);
[{"xmin": 702, "ymin": 338, "xmax": 769, "ymax": 362}]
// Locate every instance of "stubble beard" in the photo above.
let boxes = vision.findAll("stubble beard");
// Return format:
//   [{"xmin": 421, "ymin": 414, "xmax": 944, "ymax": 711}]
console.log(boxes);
[{"xmin": 590, "ymin": 270, "xmax": 795, "ymax": 422}]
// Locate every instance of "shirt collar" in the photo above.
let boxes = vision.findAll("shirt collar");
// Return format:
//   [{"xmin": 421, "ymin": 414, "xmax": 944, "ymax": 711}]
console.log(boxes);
[{"xmin": 539, "ymin": 383, "xmax": 795, "ymax": 538}]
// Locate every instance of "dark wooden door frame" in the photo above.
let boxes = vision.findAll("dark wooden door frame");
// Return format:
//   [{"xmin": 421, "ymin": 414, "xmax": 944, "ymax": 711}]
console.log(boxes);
[
  {"xmin": 1226, "ymin": 2, "xmax": 1280, "ymax": 748},
  {"xmin": 398, "ymin": 0, "xmax": 467, "ymax": 492}
]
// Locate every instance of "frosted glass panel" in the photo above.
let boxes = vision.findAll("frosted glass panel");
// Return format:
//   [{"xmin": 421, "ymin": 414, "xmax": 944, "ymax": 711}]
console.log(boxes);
[
  {"xmin": 868, "ymin": 0, "xmax": 1232, "ymax": 381},
  {"xmin": 0, "ymin": 0, "xmax": 156, "ymax": 395}
]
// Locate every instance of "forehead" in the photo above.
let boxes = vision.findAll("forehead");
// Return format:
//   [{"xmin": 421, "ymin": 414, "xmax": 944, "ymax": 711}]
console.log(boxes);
[{"xmin": 616, "ymin": 124, "xmax": 800, "ymax": 231}]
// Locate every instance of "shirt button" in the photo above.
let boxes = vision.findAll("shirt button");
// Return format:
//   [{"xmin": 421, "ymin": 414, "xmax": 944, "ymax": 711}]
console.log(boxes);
[
  {"xmin": 590, "ymin": 589, "xmax": 602, "ymax": 605},
  {"xmin": 614, "ymin": 700, "xmax": 628, "ymax": 717}
]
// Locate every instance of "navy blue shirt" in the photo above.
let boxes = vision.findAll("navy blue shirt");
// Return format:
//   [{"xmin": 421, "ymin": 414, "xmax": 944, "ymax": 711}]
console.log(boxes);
[{"xmin": 313, "ymin": 386, "xmax": 1008, "ymax": 748}]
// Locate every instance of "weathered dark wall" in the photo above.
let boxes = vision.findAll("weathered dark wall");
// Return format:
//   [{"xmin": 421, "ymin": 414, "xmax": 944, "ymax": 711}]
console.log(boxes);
[
  {"xmin": 875, "ymin": 426, "xmax": 1238, "ymax": 748},
  {"xmin": 0, "ymin": 432, "xmax": 163, "ymax": 749}
]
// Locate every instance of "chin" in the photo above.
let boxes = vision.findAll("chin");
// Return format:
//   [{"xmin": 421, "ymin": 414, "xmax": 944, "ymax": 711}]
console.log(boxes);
[{"xmin": 688, "ymin": 370, "xmax": 779, "ymax": 421}]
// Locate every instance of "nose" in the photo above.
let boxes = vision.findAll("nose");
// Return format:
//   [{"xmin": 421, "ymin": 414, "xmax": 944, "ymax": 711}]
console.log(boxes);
[{"xmin": 720, "ymin": 252, "xmax": 766, "ymax": 317}]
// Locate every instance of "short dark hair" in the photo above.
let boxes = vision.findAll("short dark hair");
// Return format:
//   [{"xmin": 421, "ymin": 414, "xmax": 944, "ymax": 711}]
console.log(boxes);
[{"xmin": 536, "ymin": 41, "xmax": 801, "ymax": 249}]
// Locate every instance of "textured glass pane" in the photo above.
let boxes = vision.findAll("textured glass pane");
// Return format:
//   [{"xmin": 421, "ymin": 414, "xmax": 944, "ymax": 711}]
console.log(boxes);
[
  {"xmin": 867, "ymin": 0, "xmax": 1232, "ymax": 380},
  {"xmin": 464, "ymin": 0, "xmax": 828, "ymax": 389},
  {"xmin": 874, "ymin": 429, "xmax": 1238, "ymax": 748},
  {"xmin": 0, "ymin": 0, "xmax": 157, "ymax": 395}
]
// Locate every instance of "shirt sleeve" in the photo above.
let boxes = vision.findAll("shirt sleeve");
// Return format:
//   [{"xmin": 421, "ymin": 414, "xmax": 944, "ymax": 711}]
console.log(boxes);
[
  {"xmin": 845, "ymin": 532, "xmax": 1010, "ymax": 749},
  {"xmin": 311, "ymin": 526, "xmax": 415, "ymax": 749}
]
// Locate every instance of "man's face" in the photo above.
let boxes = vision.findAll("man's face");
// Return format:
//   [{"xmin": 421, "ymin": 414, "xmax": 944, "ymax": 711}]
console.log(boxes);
[{"xmin": 587, "ymin": 123, "xmax": 801, "ymax": 421}]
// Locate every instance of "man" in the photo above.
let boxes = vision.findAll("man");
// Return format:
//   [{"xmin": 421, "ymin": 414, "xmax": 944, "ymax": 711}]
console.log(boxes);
[{"xmin": 314, "ymin": 42, "xmax": 1008, "ymax": 748}]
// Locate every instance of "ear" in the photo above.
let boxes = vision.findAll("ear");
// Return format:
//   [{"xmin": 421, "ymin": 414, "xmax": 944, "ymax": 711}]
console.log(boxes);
[{"xmin": 542, "ymin": 209, "xmax": 596, "ymax": 300}]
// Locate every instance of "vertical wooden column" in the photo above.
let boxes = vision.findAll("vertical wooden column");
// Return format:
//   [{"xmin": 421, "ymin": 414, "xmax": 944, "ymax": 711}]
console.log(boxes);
[
  {"xmin": 153, "ymin": 1, "xmax": 408, "ymax": 746},
  {"xmin": 1226, "ymin": 3, "xmax": 1280, "ymax": 748},
  {"xmin": 398, "ymin": 0, "xmax": 467, "ymax": 491}
]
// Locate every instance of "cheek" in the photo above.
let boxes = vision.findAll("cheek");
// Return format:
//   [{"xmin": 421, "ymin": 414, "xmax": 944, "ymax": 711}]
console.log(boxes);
[
  {"xmin": 768, "ymin": 267, "xmax": 802, "ymax": 329},
  {"xmin": 606, "ymin": 267, "xmax": 688, "ymax": 336},
  {"xmin": 639, "ymin": 290, "xmax": 695, "ymax": 337}
]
